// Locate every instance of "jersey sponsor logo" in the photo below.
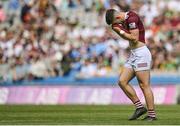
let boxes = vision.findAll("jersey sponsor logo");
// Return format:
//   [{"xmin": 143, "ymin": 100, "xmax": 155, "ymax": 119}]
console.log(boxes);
[
  {"xmin": 137, "ymin": 63, "xmax": 147, "ymax": 68},
  {"xmin": 129, "ymin": 22, "xmax": 136, "ymax": 29}
]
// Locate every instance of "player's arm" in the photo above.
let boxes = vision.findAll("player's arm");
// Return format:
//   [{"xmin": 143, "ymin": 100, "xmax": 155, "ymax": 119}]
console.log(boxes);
[
  {"xmin": 112, "ymin": 16, "xmax": 139, "ymax": 43},
  {"xmin": 112, "ymin": 25, "xmax": 139, "ymax": 43}
]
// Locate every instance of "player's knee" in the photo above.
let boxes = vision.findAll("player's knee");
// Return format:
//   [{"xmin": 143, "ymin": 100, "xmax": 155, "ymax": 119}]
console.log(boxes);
[
  {"xmin": 118, "ymin": 78, "xmax": 128, "ymax": 88},
  {"xmin": 139, "ymin": 82, "xmax": 150, "ymax": 90}
]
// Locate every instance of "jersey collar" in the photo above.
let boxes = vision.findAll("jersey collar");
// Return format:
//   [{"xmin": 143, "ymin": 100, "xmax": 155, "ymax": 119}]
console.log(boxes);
[{"xmin": 125, "ymin": 11, "xmax": 129, "ymax": 20}]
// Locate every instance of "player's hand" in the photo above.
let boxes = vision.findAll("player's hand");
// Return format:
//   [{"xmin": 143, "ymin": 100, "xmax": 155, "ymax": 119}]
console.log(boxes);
[
  {"xmin": 112, "ymin": 23, "xmax": 131, "ymax": 35},
  {"xmin": 111, "ymin": 23, "xmax": 126, "ymax": 35},
  {"xmin": 111, "ymin": 23, "xmax": 122, "ymax": 32}
]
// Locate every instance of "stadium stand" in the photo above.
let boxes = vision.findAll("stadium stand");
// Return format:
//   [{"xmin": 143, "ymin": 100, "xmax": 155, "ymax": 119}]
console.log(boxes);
[{"xmin": 0, "ymin": 0, "xmax": 179, "ymax": 84}]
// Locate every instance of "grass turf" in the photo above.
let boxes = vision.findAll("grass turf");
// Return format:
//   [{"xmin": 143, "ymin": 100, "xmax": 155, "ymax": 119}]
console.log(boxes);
[{"xmin": 0, "ymin": 105, "xmax": 180, "ymax": 125}]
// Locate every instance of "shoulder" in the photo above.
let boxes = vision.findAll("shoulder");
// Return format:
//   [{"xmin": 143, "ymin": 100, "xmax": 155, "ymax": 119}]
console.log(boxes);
[
  {"xmin": 125, "ymin": 11, "xmax": 140, "ymax": 29},
  {"xmin": 128, "ymin": 11, "xmax": 139, "ymax": 17},
  {"xmin": 126, "ymin": 11, "xmax": 139, "ymax": 23}
]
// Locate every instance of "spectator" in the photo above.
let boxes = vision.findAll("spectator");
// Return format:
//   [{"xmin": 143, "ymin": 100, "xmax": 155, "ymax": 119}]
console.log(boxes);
[
  {"xmin": 0, "ymin": 0, "xmax": 179, "ymax": 82},
  {"xmin": 0, "ymin": 3, "xmax": 6, "ymax": 22},
  {"xmin": 20, "ymin": 1, "xmax": 33, "ymax": 23},
  {"xmin": 139, "ymin": 1, "xmax": 158, "ymax": 26}
]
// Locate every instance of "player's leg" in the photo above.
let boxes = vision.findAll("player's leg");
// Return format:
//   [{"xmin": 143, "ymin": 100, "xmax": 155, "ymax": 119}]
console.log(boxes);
[
  {"xmin": 118, "ymin": 67, "xmax": 147, "ymax": 120},
  {"xmin": 136, "ymin": 70, "xmax": 154, "ymax": 110},
  {"xmin": 118, "ymin": 67, "xmax": 138, "ymax": 103},
  {"xmin": 133, "ymin": 46, "xmax": 157, "ymax": 121},
  {"xmin": 135, "ymin": 70, "xmax": 157, "ymax": 120}
]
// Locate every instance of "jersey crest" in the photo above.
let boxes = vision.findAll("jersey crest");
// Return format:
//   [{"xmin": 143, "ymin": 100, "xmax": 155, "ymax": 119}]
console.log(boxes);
[{"xmin": 129, "ymin": 22, "xmax": 136, "ymax": 29}]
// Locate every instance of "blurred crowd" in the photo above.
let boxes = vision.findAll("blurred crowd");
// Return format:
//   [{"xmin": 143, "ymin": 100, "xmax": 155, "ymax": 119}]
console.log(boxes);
[{"xmin": 0, "ymin": 0, "xmax": 179, "ymax": 82}]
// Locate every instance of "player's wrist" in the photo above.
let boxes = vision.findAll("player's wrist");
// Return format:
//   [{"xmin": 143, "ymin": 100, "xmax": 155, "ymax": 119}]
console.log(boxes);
[{"xmin": 120, "ymin": 30, "xmax": 125, "ymax": 35}]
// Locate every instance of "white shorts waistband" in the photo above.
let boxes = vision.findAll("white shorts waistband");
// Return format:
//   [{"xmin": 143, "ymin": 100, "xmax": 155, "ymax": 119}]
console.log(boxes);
[{"xmin": 131, "ymin": 46, "xmax": 147, "ymax": 52}]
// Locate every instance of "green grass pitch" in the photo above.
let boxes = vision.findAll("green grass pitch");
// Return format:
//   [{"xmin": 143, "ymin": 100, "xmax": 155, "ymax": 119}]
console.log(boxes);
[{"xmin": 0, "ymin": 105, "xmax": 180, "ymax": 125}]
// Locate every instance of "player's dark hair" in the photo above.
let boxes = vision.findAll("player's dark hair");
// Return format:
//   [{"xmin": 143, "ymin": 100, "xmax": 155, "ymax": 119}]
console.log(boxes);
[{"xmin": 105, "ymin": 9, "xmax": 116, "ymax": 25}]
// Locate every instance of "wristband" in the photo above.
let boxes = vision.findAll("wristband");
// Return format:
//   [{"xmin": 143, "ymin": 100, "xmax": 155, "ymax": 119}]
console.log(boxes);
[{"xmin": 120, "ymin": 30, "xmax": 125, "ymax": 34}]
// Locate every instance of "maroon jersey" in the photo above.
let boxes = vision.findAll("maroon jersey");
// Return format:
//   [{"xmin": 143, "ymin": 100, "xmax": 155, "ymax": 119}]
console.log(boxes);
[{"xmin": 124, "ymin": 11, "xmax": 145, "ymax": 43}]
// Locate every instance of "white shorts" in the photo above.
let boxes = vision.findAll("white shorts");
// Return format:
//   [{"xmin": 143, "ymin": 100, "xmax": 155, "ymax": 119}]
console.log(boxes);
[{"xmin": 124, "ymin": 46, "xmax": 152, "ymax": 71}]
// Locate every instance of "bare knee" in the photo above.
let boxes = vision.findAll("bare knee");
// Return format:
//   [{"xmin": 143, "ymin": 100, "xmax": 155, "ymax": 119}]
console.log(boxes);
[
  {"xmin": 139, "ymin": 82, "xmax": 150, "ymax": 90},
  {"xmin": 118, "ymin": 78, "xmax": 128, "ymax": 88}
]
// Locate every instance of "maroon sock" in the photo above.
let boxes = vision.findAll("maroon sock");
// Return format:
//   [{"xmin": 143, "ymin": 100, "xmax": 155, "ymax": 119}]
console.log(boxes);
[
  {"xmin": 148, "ymin": 109, "xmax": 156, "ymax": 117},
  {"xmin": 134, "ymin": 100, "xmax": 143, "ymax": 109}
]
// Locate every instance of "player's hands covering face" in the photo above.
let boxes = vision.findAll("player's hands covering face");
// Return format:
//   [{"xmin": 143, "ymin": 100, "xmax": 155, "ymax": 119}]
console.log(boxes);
[{"xmin": 111, "ymin": 23, "xmax": 122, "ymax": 32}]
